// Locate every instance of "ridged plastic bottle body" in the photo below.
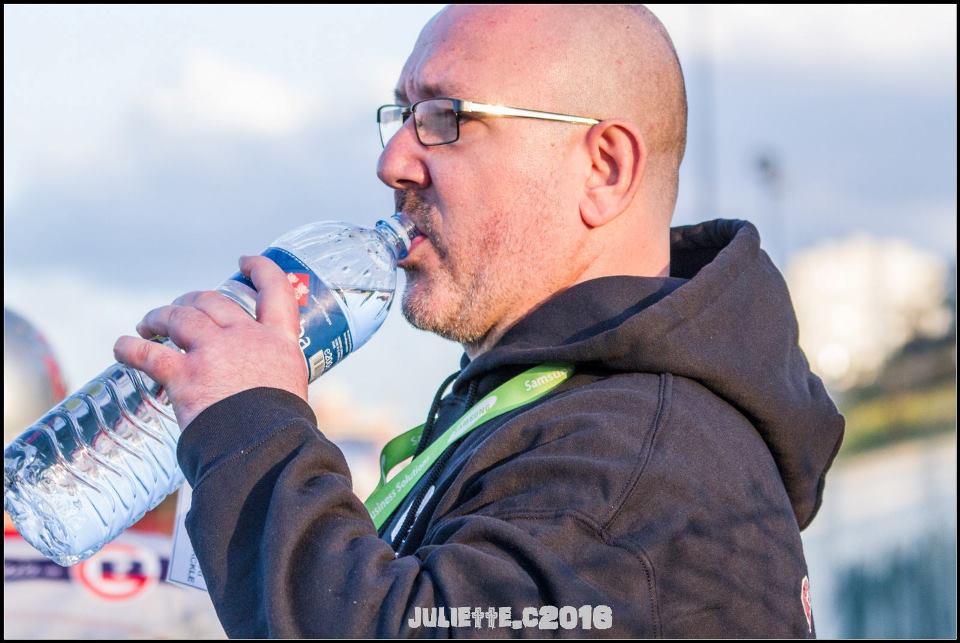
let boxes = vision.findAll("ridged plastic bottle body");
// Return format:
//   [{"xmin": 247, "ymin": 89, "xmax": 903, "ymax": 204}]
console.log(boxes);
[
  {"xmin": 4, "ymin": 215, "xmax": 415, "ymax": 566},
  {"xmin": 3, "ymin": 359, "xmax": 183, "ymax": 566}
]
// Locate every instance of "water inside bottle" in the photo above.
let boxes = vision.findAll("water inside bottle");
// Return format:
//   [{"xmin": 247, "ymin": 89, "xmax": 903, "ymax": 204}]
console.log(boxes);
[
  {"xmin": 4, "ymin": 361, "xmax": 184, "ymax": 566},
  {"xmin": 327, "ymin": 286, "xmax": 395, "ymax": 347}
]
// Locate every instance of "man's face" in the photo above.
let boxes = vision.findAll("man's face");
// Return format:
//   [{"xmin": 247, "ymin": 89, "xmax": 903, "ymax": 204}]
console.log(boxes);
[{"xmin": 376, "ymin": 8, "xmax": 589, "ymax": 352}]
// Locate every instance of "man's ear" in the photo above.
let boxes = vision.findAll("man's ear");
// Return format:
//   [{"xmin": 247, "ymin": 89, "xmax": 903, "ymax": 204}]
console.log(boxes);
[{"xmin": 579, "ymin": 120, "xmax": 646, "ymax": 228}]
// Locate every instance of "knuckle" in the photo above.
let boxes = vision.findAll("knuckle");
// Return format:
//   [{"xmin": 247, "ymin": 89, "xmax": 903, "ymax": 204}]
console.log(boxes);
[
  {"xmin": 144, "ymin": 305, "xmax": 167, "ymax": 327},
  {"xmin": 262, "ymin": 258, "xmax": 285, "ymax": 277},
  {"xmin": 172, "ymin": 290, "xmax": 202, "ymax": 306},
  {"xmin": 135, "ymin": 340, "xmax": 154, "ymax": 366},
  {"xmin": 167, "ymin": 305, "xmax": 196, "ymax": 327},
  {"xmin": 195, "ymin": 291, "xmax": 223, "ymax": 306},
  {"xmin": 196, "ymin": 290, "xmax": 223, "ymax": 304}
]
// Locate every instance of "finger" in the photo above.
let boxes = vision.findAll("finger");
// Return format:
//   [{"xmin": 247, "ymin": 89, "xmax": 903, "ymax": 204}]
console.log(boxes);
[
  {"xmin": 136, "ymin": 304, "xmax": 216, "ymax": 351},
  {"xmin": 173, "ymin": 290, "xmax": 251, "ymax": 328},
  {"xmin": 240, "ymin": 255, "xmax": 301, "ymax": 340},
  {"xmin": 113, "ymin": 335, "xmax": 184, "ymax": 386}
]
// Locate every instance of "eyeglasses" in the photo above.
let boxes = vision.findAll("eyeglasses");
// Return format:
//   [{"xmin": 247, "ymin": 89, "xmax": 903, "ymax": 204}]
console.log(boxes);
[{"xmin": 377, "ymin": 97, "xmax": 601, "ymax": 148}]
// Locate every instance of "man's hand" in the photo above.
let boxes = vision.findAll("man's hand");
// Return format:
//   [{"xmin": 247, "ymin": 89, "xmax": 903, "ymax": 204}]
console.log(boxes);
[{"xmin": 114, "ymin": 255, "xmax": 309, "ymax": 430}]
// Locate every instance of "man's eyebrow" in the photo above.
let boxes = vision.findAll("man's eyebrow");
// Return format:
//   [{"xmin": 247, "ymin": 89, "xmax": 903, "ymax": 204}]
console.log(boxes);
[{"xmin": 392, "ymin": 83, "xmax": 456, "ymax": 104}]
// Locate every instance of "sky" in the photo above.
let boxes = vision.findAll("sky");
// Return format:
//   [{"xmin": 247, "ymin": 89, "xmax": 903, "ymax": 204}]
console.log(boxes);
[{"xmin": 4, "ymin": 4, "xmax": 957, "ymax": 432}]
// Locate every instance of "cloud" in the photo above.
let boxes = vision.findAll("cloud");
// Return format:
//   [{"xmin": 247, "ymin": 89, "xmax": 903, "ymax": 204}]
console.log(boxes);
[
  {"xmin": 140, "ymin": 49, "xmax": 322, "ymax": 138},
  {"xmin": 649, "ymin": 5, "xmax": 956, "ymax": 90}
]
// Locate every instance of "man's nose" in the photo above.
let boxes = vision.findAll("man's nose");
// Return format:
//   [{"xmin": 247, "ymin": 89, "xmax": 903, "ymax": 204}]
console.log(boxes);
[{"xmin": 376, "ymin": 119, "xmax": 431, "ymax": 190}]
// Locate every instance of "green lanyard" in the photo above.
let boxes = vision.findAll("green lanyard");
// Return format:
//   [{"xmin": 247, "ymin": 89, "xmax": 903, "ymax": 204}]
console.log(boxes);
[{"xmin": 364, "ymin": 362, "xmax": 574, "ymax": 530}]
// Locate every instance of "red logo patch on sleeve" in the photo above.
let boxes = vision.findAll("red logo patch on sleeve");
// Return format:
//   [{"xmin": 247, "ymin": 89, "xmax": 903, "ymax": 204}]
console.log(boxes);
[{"xmin": 801, "ymin": 575, "xmax": 813, "ymax": 633}]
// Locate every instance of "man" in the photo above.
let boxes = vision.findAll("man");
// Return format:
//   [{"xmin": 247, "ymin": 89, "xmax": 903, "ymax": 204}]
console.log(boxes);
[{"xmin": 115, "ymin": 5, "xmax": 844, "ymax": 637}]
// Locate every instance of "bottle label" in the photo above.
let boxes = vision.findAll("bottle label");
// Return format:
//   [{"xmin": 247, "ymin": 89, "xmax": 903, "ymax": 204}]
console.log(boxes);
[{"xmin": 228, "ymin": 247, "xmax": 353, "ymax": 381}]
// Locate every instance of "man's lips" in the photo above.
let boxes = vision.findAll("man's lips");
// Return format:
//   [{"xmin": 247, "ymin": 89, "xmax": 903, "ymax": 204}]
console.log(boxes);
[{"xmin": 398, "ymin": 235, "xmax": 429, "ymax": 268}]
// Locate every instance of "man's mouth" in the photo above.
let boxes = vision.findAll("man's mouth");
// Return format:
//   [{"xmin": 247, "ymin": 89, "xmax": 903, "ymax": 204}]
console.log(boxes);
[
  {"xmin": 398, "ymin": 235, "xmax": 429, "ymax": 269},
  {"xmin": 409, "ymin": 235, "xmax": 427, "ymax": 252}
]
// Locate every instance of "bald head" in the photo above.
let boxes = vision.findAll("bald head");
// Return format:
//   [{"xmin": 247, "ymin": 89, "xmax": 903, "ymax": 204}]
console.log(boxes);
[
  {"xmin": 405, "ymin": 4, "xmax": 687, "ymax": 213},
  {"xmin": 382, "ymin": 5, "xmax": 687, "ymax": 357}
]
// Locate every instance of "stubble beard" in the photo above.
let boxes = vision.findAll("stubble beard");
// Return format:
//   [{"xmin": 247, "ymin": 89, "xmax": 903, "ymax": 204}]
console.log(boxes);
[
  {"xmin": 396, "ymin": 192, "xmax": 498, "ymax": 346},
  {"xmin": 400, "ymin": 261, "xmax": 493, "ymax": 346},
  {"xmin": 397, "ymin": 212, "xmax": 546, "ymax": 351}
]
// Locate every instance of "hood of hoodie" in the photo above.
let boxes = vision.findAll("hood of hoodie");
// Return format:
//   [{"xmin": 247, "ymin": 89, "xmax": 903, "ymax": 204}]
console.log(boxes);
[{"xmin": 451, "ymin": 218, "xmax": 844, "ymax": 530}]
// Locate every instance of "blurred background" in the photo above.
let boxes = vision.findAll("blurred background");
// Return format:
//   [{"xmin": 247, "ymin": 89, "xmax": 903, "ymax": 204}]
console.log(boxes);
[{"xmin": 4, "ymin": 4, "xmax": 956, "ymax": 638}]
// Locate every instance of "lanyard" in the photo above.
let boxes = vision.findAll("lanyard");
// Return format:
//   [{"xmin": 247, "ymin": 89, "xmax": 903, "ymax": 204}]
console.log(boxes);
[{"xmin": 364, "ymin": 362, "xmax": 574, "ymax": 529}]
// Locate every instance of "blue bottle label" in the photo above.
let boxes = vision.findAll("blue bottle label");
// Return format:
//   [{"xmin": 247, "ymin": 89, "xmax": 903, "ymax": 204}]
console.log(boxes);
[{"xmin": 229, "ymin": 247, "xmax": 352, "ymax": 380}]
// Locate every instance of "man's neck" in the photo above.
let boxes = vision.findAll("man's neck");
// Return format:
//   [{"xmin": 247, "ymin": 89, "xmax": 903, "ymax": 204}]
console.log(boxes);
[
  {"xmin": 462, "ymin": 308, "xmax": 527, "ymax": 360},
  {"xmin": 462, "ymin": 256, "xmax": 671, "ymax": 361}
]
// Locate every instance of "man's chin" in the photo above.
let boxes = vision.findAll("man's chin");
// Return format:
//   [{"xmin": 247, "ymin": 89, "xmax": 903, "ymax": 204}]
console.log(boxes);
[
  {"xmin": 400, "ymin": 284, "xmax": 458, "ymax": 339},
  {"xmin": 399, "ymin": 279, "xmax": 437, "ymax": 331}
]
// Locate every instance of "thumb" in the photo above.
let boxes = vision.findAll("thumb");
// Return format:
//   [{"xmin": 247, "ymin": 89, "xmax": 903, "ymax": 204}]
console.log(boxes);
[{"xmin": 240, "ymin": 255, "xmax": 302, "ymax": 341}]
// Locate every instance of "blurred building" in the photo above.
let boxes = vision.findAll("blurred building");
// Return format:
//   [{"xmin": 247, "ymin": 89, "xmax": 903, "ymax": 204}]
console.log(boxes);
[
  {"xmin": 308, "ymin": 383, "xmax": 405, "ymax": 500},
  {"xmin": 802, "ymin": 433, "xmax": 956, "ymax": 637},
  {"xmin": 784, "ymin": 243, "xmax": 957, "ymax": 637},
  {"xmin": 785, "ymin": 235, "xmax": 952, "ymax": 391}
]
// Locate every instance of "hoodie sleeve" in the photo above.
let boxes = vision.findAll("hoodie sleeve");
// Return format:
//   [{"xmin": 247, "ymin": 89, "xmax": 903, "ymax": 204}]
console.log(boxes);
[{"xmin": 176, "ymin": 386, "xmax": 656, "ymax": 638}]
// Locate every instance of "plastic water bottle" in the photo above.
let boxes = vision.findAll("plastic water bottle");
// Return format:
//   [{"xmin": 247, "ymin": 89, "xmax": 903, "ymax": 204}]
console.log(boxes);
[{"xmin": 4, "ymin": 213, "xmax": 420, "ymax": 566}]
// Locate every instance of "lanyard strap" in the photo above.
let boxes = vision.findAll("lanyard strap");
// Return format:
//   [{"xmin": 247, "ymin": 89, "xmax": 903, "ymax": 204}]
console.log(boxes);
[{"xmin": 364, "ymin": 362, "xmax": 574, "ymax": 529}]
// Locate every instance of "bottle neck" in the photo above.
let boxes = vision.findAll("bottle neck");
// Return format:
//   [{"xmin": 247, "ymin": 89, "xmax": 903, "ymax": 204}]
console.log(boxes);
[{"xmin": 375, "ymin": 212, "xmax": 419, "ymax": 260}]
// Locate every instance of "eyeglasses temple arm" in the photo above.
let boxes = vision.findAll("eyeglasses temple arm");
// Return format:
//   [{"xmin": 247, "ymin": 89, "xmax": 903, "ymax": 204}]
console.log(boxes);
[{"xmin": 460, "ymin": 100, "xmax": 600, "ymax": 125}]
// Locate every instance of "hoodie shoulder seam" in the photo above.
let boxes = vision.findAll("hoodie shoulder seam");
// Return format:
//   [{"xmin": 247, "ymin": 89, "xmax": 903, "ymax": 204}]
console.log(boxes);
[{"xmin": 602, "ymin": 372, "xmax": 673, "ymax": 530}]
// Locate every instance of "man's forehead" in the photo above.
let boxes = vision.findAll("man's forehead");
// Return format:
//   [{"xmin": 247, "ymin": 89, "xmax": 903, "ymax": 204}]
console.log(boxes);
[
  {"xmin": 394, "ymin": 10, "xmax": 511, "ymax": 105},
  {"xmin": 393, "ymin": 41, "xmax": 524, "ymax": 106},
  {"xmin": 392, "ymin": 48, "xmax": 481, "ymax": 104}
]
